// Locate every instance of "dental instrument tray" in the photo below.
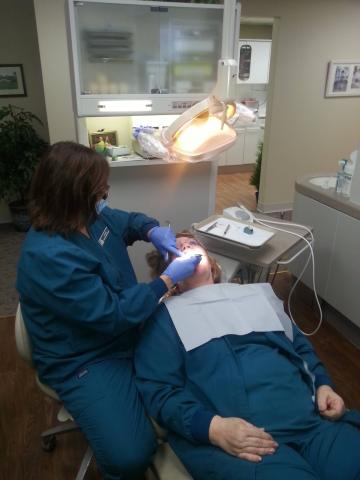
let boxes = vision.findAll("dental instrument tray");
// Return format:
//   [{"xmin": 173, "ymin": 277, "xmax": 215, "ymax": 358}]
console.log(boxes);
[{"xmin": 193, "ymin": 215, "xmax": 274, "ymax": 249}]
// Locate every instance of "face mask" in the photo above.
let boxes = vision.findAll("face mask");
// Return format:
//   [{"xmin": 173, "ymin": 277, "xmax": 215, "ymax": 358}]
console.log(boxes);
[{"xmin": 95, "ymin": 198, "xmax": 108, "ymax": 215}]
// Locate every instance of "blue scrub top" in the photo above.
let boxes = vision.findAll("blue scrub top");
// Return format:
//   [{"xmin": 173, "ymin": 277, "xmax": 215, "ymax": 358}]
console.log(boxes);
[{"xmin": 16, "ymin": 207, "xmax": 167, "ymax": 384}]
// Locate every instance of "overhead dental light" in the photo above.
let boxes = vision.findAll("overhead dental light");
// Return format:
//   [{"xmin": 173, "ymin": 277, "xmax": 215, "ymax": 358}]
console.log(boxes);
[
  {"xmin": 161, "ymin": 0, "xmax": 256, "ymax": 162},
  {"xmin": 162, "ymin": 96, "xmax": 255, "ymax": 162}
]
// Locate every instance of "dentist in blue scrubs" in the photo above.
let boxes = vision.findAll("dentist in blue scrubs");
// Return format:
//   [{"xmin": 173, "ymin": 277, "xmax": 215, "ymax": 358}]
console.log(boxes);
[{"xmin": 16, "ymin": 141, "xmax": 200, "ymax": 479}]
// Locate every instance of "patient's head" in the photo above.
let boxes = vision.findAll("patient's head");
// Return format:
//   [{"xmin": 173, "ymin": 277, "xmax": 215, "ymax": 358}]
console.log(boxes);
[{"xmin": 146, "ymin": 231, "xmax": 221, "ymax": 295}]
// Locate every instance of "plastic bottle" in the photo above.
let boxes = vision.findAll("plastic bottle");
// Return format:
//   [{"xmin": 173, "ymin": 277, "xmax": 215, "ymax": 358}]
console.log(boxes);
[
  {"xmin": 335, "ymin": 172, "xmax": 344, "ymax": 194},
  {"xmin": 335, "ymin": 160, "xmax": 347, "ymax": 194},
  {"xmin": 349, "ymin": 148, "xmax": 360, "ymax": 203},
  {"xmin": 342, "ymin": 158, "xmax": 354, "ymax": 197}
]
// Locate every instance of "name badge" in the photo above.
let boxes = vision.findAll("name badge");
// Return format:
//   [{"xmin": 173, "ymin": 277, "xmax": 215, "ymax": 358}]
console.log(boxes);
[{"xmin": 98, "ymin": 227, "xmax": 110, "ymax": 246}]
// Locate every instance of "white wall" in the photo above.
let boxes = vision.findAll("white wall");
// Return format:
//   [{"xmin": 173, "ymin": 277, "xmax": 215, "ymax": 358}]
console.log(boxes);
[
  {"xmin": 33, "ymin": 0, "xmax": 77, "ymax": 143},
  {"xmin": 240, "ymin": 23, "xmax": 272, "ymax": 40},
  {"xmin": 0, "ymin": 0, "xmax": 48, "ymax": 223},
  {"xmin": 241, "ymin": 0, "xmax": 360, "ymax": 212}
]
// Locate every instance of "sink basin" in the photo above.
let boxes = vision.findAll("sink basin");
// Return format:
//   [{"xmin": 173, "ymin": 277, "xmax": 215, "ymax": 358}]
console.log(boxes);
[{"xmin": 309, "ymin": 176, "xmax": 337, "ymax": 189}]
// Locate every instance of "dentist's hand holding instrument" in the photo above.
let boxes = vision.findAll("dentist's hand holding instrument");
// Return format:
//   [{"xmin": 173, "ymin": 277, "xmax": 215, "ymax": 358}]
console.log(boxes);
[
  {"xmin": 148, "ymin": 224, "xmax": 181, "ymax": 260},
  {"xmin": 149, "ymin": 222, "xmax": 201, "ymax": 286},
  {"xmin": 162, "ymin": 254, "xmax": 202, "ymax": 285}
]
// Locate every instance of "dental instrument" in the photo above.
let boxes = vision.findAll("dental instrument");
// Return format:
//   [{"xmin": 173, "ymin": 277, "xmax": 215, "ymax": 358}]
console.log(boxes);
[
  {"xmin": 205, "ymin": 222, "xmax": 218, "ymax": 233},
  {"xmin": 223, "ymin": 224, "xmax": 230, "ymax": 236},
  {"xmin": 164, "ymin": 221, "xmax": 178, "ymax": 261},
  {"xmin": 165, "ymin": 222, "xmax": 171, "ymax": 262},
  {"xmin": 243, "ymin": 226, "xmax": 254, "ymax": 235}
]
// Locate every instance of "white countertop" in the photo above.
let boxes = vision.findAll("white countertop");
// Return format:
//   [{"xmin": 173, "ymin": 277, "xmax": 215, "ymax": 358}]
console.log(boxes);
[
  {"xmin": 108, "ymin": 155, "xmax": 212, "ymax": 167},
  {"xmin": 295, "ymin": 173, "xmax": 360, "ymax": 220},
  {"xmin": 108, "ymin": 154, "xmax": 169, "ymax": 167}
]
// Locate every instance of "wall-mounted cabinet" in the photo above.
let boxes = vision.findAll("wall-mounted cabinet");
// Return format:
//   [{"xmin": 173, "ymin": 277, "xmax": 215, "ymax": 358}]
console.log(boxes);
[
  {"xmin": 237, "ymin": 39, "xmax": 271, "ymax": 84},
  {"xmin": 68, "ymin": 0, "xmax": 223, "ymax": 116},
  {"xmin": 218, "ymin": 127, "xmax": 261, "ymax": 166},
  {"xmin": 226, "ymin": 130, "xmax": 245, "ymax": 166}
]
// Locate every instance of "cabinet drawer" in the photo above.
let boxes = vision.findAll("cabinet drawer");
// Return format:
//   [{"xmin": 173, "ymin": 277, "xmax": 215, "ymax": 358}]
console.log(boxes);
[{"xmin": 226, "ymin": 131, "xmax": 245, "ymax": 165}]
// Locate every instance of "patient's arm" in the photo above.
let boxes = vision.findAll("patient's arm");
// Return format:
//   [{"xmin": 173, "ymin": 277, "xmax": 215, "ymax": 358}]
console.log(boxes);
[
  {"xmin": 209, "ymin": 416, "xmax": 278, "ymax": 462},
  {"xmin": 135, "ymin": 303, "xmax": 216, "ymax": 444},
  {"xmin": 292, "ymin": 325, "xmax": 333, "ymax": 388},
  {"xmin": 292, "ymin": 325, "xmax": 346, "ymax": 419}
]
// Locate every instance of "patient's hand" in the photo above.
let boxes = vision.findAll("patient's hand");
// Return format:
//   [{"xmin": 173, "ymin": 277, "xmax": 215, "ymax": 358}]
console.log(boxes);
[
  {"xmin": 209, "ymin": 416, "xmax": 278, "ymax": 462},
  {"xmin": 316, "ymin": 385, "xmax": 346, "ymax": 420}
]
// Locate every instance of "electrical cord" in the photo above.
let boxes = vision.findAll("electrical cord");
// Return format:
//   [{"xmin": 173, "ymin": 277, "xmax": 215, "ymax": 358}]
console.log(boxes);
[{"xmin": 237, "ymin": 204, "xmax": 323, "ymax": 336}]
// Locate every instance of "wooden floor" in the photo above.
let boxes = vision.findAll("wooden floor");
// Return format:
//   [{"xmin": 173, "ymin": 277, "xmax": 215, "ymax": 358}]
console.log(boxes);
[
  {"xmin": 1, "ymin": 170, "xmax": 359, "ymax": 479},
  {"xmin": 215, "ymin": 169, "xmax": 257, "ymax": 214},
  {"xmin": 2, "ymin": 277, "xmax": 360, "ymax": 479}
]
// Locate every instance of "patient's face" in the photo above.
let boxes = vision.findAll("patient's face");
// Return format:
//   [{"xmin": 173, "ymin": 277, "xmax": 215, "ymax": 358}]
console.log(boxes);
[
  {"xmin": 174, "ymin": 236, "xmax": 213, "ymax": 286},
  {"xmin": 176, "ymin": 236, "xmax": 206, "ymax": 257}
]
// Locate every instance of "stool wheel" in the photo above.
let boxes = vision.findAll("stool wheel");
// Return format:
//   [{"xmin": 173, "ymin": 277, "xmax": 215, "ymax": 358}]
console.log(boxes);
[{"xmin": 41, "ymin": 435, "xmax": 57, "ymax": 452}]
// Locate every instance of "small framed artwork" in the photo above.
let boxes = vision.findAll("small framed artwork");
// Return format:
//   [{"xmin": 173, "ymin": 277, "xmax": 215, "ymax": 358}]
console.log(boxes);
[
  {"xmin": 325, "ymin": 60, "xmax": 360, "ymax": 97},
  {"xmin": 89, "ymin": 130, "xmax": 118, "ymax": 153},
  {"xmin": 0, "ymin": 64, "xmax": 27, "ymax": 97}
]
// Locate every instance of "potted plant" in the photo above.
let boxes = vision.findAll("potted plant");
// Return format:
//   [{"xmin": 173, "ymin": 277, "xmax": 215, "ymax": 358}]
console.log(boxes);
[
  {"xmin": 249, "ymin": 141, "xmax": 263, "ymax": 203},
  {"xmin": 0, "ymin": 104, "xmax": 48, "ymax": 231}
]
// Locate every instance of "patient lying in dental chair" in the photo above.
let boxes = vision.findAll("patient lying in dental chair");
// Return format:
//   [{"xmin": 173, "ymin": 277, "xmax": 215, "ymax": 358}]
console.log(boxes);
[{"xmin": 136, "ymin": 232, "xmax": 360, "ymax": 480}]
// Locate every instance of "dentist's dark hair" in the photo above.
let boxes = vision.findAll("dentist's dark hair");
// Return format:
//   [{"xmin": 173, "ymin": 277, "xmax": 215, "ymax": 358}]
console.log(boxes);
[{"xmin": 29, "ymin": 141, "xmax": 109, "ymax": 235}]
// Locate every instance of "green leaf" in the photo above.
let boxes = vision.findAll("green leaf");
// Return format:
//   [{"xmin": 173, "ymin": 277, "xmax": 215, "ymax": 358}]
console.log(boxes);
[
  {"xmin": 249, "ymin": 142, "xmax": 263, "ymax": 191},
  {"xmin": 0, "ymin": 104, "xmax": 48, "ymax": 203}
]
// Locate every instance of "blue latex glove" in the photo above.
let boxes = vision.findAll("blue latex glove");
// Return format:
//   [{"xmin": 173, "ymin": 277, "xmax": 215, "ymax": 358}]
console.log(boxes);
[
  {"xmin": 148, "ymin": 226, "xmax": 181, "ymax": 260},
  {"xmin": 162, "ymin": 255, "xmax": 201, "ymax": 284}
]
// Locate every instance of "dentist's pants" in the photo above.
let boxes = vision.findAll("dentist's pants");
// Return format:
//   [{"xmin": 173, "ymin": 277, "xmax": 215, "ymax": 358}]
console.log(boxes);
[{"xmin": 51, "ymin": 358, "xmax": 157, "ymax": 480}]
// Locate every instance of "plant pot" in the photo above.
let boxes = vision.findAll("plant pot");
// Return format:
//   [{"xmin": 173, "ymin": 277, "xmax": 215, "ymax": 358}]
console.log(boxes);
[{"xmin": 9, "ymin": 201, "xmax": 31, "ymax": 232}]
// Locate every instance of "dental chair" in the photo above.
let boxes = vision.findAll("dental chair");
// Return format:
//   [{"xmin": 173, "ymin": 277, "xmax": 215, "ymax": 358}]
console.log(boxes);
[
  {"xmin": 15, "ymin": 305, "xmax": 93, "ymax": 480},
  {"xmin": 15, "ymin": 305, "xmax": 192, "ymax": 480},
  {"xmin": 148, "ymin": 251, "xmax": 241, "ymax": 479}
]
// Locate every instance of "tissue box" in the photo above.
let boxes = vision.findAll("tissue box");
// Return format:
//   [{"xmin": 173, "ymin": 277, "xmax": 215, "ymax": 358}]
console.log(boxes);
[{"xmin": 107, "ymin": 145, "xmax": 130, "ymax": 157}]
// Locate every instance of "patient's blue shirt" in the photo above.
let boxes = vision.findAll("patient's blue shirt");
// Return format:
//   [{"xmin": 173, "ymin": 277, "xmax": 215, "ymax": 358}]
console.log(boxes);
[
  {"xmin": 229, "ymin": 334, "xmax": 321, "ymax": 438},
  {"xmin": 136, "ymin": 300, "xmax": 332, "ymax": 445}
]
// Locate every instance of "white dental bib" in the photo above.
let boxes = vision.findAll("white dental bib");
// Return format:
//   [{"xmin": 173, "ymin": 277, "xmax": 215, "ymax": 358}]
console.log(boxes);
[{"xmin": 164, "ymin": 283, "xmax": 293, "ymax": 352}]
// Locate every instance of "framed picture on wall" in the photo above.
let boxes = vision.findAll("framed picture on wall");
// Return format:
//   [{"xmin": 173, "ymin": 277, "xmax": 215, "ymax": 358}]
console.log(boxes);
[
  {"xmin": 0, "ymin": 64, "xmax": 27, "ymax": 97},
  {"xmin": 325, "ymin": 60, "xmax": 360, "ymax": 97},
  {"xmin": 89, "ymin": 130, "xmax": 118, "ymax": 153}
]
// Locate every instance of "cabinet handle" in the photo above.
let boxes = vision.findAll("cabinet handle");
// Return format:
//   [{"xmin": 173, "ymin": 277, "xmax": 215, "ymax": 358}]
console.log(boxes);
[{"xmin": 150, "ymin": 6, "xmax": 168, "ymax": 12}]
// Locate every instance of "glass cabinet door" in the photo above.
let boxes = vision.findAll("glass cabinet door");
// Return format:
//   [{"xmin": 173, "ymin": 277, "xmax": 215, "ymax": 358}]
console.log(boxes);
[
  {"xmin": 159, "ymin": 4, "xmax": 223, "ymax": 95},
  {"xmin": 72, "ymin": 1, "xmax": 223, "ymax": 97}
]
